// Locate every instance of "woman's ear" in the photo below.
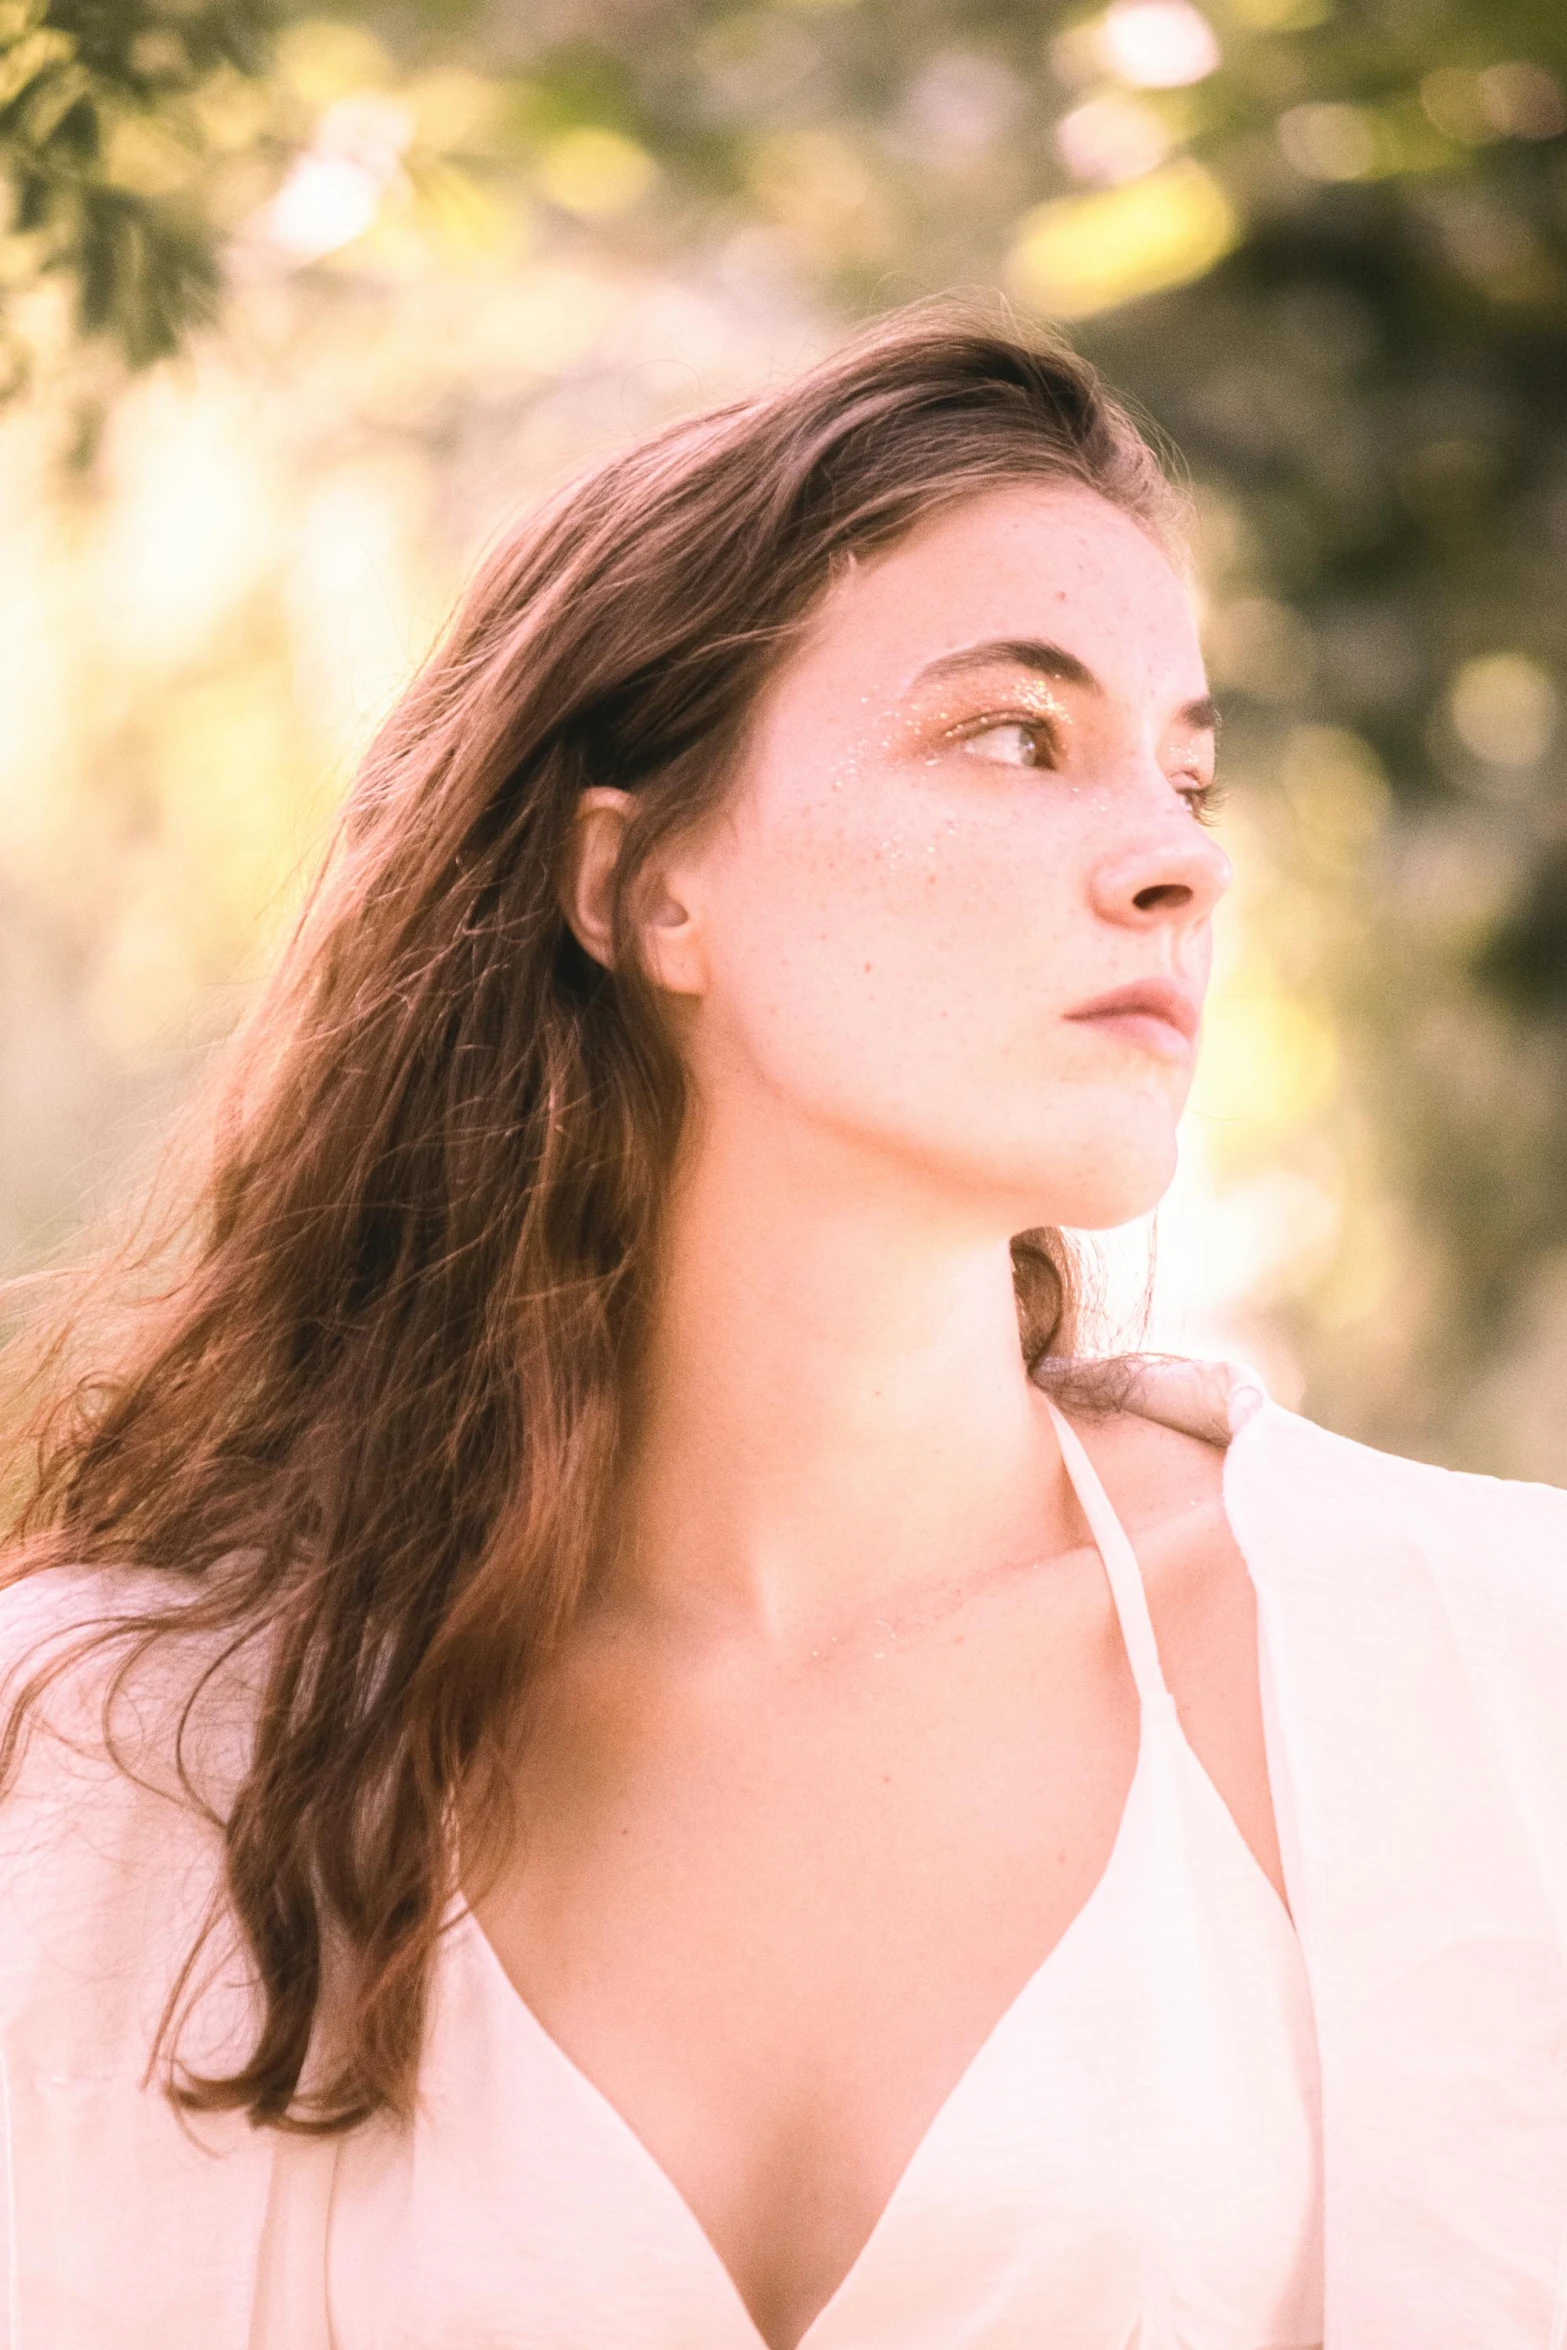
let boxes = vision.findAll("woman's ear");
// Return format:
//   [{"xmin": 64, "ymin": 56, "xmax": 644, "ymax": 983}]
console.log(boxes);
[
  {"xmin": 559, "ymin": 789, "xmax": 708, "ymax": 997},
  {"xmin": 559, "ymin": 787, "xmax": 634, "ymax": 970}
]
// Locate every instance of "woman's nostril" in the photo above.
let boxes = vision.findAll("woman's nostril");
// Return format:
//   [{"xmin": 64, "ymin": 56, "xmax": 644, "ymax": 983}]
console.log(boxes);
[{"xmin": 1133, "ymin": 882, "xmax": 1194, "ymax": 913}]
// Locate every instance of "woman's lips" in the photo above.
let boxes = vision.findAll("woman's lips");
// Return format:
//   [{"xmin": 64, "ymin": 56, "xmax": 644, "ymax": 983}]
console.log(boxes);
[{"xmin": 1063, "ymin": 981, "xmax": 1201, "ymax": 1063}]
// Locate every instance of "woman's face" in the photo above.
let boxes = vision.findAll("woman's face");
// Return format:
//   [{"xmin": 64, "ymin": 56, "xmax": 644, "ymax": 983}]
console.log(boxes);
[{"xmin": 645, "ymin": 480, "xmax": 1231, "ymax": 1234}]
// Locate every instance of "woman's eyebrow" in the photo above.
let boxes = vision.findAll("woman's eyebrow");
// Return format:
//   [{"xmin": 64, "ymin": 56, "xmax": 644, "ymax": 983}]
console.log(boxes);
[
  {"xmin": 910, "ymin": 638, "xmax": 1101, "ymax": 693},
  {"xmin": 907, "ymin": 639, "xmax": 1221, "ymax": 736}
]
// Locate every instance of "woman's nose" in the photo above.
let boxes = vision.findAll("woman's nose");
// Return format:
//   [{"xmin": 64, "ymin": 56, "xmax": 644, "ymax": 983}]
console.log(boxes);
[{"xmin": 1089, "ymin": 819, "xmax": 1233, "ymax": 931}]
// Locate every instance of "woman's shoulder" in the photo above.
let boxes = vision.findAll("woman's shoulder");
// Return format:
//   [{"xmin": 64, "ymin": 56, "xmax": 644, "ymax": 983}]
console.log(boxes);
[
  {"xmin": 0, "ymin": 1557, "xmax": 171, "ymax": 1677},
  {"xmin": 0, "ymin": 1560, "xmax": 263, "ymax": 1911},
  {"xmin": 0, "ymin": 1564, "xmax": 261, "ymax": 2077},
  {"xmin": 0, "ymin": 1559, "xmax": 262, "ymax": 1773},
  {"xmin": 0, "ymin": 1570, "xmax": 281, "ymax": 2338},
  {"xmin": 1050, "ymin": 1350, "xmax": 1567, "ymax": 1617},
  {"xmin": 1142, "ymin": 1356, "xmax": 1567, "ymax": 1620}
]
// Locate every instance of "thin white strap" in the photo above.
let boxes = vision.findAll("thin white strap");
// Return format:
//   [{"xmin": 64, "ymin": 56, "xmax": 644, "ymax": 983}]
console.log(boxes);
[{"xmin": 1043, "ymin": 1395, "xmax": 1172, "ymax": 1708}]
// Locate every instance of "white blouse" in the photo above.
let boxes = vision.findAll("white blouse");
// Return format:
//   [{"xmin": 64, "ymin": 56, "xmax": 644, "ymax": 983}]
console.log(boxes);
[
  {"xmin": 9, "ymin": 1356, "xmax": 1567, "ymax": 2348},
  {"xmin": 325, "ymin": 1398, "xmax": 1325, "ymax": 2349}
]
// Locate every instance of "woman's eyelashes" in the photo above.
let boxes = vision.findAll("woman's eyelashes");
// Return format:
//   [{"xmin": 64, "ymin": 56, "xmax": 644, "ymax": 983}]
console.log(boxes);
[{"xmin": 1176, "ymin": 772, "xmax": 1226, "ymax": 825}]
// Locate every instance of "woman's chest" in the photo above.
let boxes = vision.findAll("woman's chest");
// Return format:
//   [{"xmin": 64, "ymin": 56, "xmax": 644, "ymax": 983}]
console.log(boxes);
[
  {"xmin": 482, "ymin": 1573, "xmax": 1110, "ymax": 2105},
  {"xmin": 340, "ymin": 1616, "xmax": 1325, "ymax": 2350},
  {"xmin": 465, "ymin": 1533, "xmax": 1286, "ymax": 2347},
  {"xmin": 333, "ymin": 1849, "xmax": 1323, "ymax": 2348}
]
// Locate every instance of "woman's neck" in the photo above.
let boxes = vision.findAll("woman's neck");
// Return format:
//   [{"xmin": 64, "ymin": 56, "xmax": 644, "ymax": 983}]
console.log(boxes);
[{"xmin": 612, "ymin": 1106, "xmax": 1078, "ymax": 1647}]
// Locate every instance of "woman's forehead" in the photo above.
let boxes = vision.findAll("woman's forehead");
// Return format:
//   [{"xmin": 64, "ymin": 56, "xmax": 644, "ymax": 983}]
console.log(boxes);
[{"xmin": 796, "ymin": 481, "xmax": 1205, "ymax": 709}]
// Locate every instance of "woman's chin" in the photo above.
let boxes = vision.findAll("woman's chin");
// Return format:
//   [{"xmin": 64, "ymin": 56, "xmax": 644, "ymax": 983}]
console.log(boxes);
[{"xmin": 1029, "ymin": 1144, "xmax": 1178, "ymax": 1235}]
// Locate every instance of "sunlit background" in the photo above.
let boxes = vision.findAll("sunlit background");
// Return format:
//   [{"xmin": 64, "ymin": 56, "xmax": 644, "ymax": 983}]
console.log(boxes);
[{"xmin": 3, "ymin": 0, "xmax": 1566, "ymax": 1476}]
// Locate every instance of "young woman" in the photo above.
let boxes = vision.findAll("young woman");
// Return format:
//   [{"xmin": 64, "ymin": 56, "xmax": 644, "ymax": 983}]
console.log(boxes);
[{"xmin": 2, "ymin": 311, "xmax": 1565, "ymax": 2350}]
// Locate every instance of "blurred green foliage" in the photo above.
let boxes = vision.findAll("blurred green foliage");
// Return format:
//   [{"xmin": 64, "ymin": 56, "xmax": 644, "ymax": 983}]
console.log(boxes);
[
  {"xmin": 0, "ymin": 0, "xmax": 279, "ymax": 376},
  {"xmin": 5, "ymin": 0, "xmax": 1567, "ymax": 1465}
]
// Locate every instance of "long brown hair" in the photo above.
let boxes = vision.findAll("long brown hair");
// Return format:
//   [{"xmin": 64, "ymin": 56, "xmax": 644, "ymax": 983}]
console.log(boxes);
[{"xmin": 0, "ymin": 304, "xmax": 1180, "ymax": 2131}]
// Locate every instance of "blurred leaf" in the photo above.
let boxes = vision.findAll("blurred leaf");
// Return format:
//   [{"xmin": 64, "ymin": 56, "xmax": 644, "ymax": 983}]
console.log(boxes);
[{"xmin": 0, "ymin": 0, "xmax": 279, "ymax": 375}]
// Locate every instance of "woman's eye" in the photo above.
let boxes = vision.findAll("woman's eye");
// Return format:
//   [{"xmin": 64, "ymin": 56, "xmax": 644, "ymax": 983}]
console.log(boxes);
[{"xmin": 961, "ymin": 720, "xmax": 1047, "ymax": 768}]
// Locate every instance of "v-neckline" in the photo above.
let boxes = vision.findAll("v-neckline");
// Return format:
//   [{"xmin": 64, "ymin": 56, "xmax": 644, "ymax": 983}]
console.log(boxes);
[
  {"xmin": 455, "ymin": 1401, "xmax": 1217, "ymax": 2350},
  {"xmin": 461, "ymin": 1693, "xmax": 1162, "ymax": 2350}
]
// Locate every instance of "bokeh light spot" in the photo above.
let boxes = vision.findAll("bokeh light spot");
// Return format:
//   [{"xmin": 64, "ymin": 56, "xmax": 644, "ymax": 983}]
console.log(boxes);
[
  {"xmin": 1005, "ymin": 157, "xmax": 1236, "ymax": 319},
  {"xmin": 1479, "ymin": 62, "xmax": 1567, "ymax": 142},
  {"xmin": 903, "ymin": 54, "xmax": 1023, "ymax": 164},
  {"xmin": 1450, "ymin": 654, "xmax": 1557, "ymax": 767},
  {"xmin": 1419, "ymin": 68, "xmax": 1499, "ymax": 146},
  {"xmin": 264, "ymin": 96, "xmax": 413, "ymax": 262},
  {"xmin": 537, "ymin": 128, "xmax": 658, "ymax": 219},
  {"xmin": 1099, "ymin": 0, "xmax": 1220, "ymax": 89},
  {"xmin": 1056, "ymin": 94, "xmax": 1173, "ymax": 185},
  {"xmin": 274, "ymin": 19, "xmax": 393, "ymax": 105},
  {"xmin": 1277, "ymin": 102, "xmax": 1380, "ymax": 182}
]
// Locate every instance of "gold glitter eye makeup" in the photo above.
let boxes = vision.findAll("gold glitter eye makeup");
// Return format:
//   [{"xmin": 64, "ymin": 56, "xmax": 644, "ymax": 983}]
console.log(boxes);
[{"xmin": 926, "ymin": 681, "xmax": 1070, "ymax": 771}]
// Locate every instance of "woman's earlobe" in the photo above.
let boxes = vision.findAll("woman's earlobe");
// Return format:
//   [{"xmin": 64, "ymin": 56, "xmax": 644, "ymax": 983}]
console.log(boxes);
[{"xmin": 638, "ymin": 878, "xmax": 706, "ymax": 998}]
